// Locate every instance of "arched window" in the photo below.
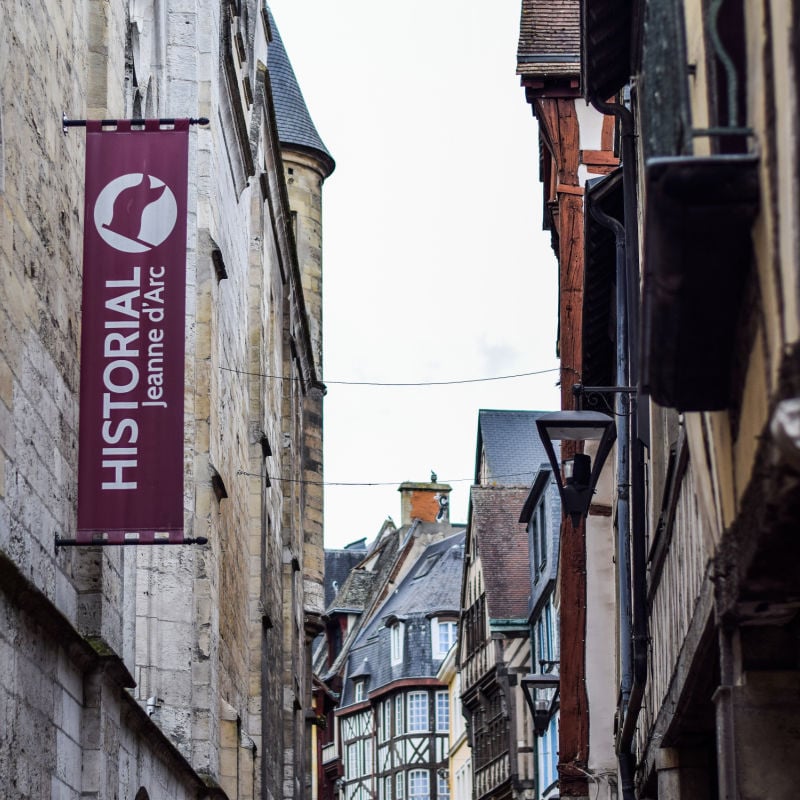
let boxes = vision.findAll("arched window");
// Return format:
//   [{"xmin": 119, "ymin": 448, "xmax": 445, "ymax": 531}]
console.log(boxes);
[{"xmin": 135, "ymin": 789, "xmax": 150, "ymax": 800}]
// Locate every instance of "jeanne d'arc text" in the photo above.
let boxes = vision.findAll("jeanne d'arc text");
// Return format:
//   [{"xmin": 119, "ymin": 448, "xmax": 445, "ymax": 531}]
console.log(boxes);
[{"xmin": 101, "ymin": 264, "xmax": 170, "ymax": 490}]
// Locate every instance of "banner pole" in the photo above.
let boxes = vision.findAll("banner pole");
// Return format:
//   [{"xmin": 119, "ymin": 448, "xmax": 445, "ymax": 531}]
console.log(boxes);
[
  {"xmin": 63, "ymin": 115, "xmax": 210, "ymax": 133},
  {"xmin": 55, "ymin": 535, "xmax": 209, "ymax": 551}
]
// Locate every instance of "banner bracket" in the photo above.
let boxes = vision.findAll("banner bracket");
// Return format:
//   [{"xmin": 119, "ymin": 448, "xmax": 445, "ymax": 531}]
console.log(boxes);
[
  {"xmin": 55, "ymin": 534, "xmax": 209, "ymax": 551},
  {"xmin": 63, "ymin": 115, "xmax": 210, "ymax": 134}
]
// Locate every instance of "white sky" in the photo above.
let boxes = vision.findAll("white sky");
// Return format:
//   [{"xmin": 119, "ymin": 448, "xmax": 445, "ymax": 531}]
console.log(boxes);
[{"xmin": 268, "ymin": 0, "xmax": 560, "ymax": 548}]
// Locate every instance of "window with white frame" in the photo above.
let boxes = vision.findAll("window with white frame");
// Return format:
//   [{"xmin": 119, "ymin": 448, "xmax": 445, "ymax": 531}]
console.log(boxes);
[
  {"xmin": 354, "ymin": 681, "xmax": 365, "ymax": 703},
  {"xmin": 435, "ymin": 690, "xmax": 449, "ymax": 732},
  {"xmin": 364, "ymin": 738, "xmax": 373, "ymax": 777},
  {"xmin": 347, "ymin": 743, "xmax": 359, "ymax": 778},
  {"xmin": 530, "ymin": 497, "xmax": 548, "ymax": 577},
  {"xmin": 346, "ymin": 734, "xmax": 372, "ymax": 780},
  {"xmin": 409, "ymin": 770, "xmax": 430, "ymax": 800},
  {"xmin": 538, "ymin": 714, "xmax": 558, "ymax": 793},
  {"xmin": 437, "ymin": 772, "xmax": 449, "ymax": 800},
  {"xmin": 390, "ymin": 622, "xmax": 405, "ymax": 665},
  {"xmin": 432, "ymin": 618, "xmax": 457, "ymax": 658},
  {"xmin": 549, "ymin": 601, "xmax": 560, "ymax": 662},
  {"xmin": 379, "ymin": 699, "xmax": 391, "ymax": 742},
  {"xmin": 384, "ymin": 777, "xmax": 393, "ymax": 800},
  {"xmin": 396, "ymin": 772, "xmax": 405, "ymax": 800},
  {"xmin": 395, "ymin": 694, "xmax": 405, "ymax": 735},
  {"xmin": 408, "ymin": 691, "xmax": 429, "ymax": 732},
  {"xmin": 537, "ymin": 598, "xmax": 558, "ymax": 670}
]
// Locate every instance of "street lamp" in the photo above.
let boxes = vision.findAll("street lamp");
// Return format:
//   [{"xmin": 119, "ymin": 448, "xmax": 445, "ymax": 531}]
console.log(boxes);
[
  {"xmin": 536, "ymin": 410, "xmax": 617, "ymax": 526},
  {"xmin": 520, "ymin": 673, "xmax": 560, "ymax": 736}
]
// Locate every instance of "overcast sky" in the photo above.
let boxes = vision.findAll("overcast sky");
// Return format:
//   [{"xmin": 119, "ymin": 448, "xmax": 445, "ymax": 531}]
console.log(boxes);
[{"xmin": 267, "ymin": 0, "xmax": 560, "ymax": 548}]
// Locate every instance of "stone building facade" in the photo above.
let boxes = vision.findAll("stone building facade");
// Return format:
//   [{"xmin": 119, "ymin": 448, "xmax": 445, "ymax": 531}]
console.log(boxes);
[{"xmin": 0, "ymin": 2, "xmax": 331, "ymax": 799}]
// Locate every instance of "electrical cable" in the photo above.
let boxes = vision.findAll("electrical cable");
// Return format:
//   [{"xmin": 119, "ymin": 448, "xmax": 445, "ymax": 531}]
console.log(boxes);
[
  {"xmin": 220, "ymin": 365, "xmax": 560, "ymax": 387},
  {"xmin": 236, "ymin": 471, "xmax": 539, "ymax": 486}
]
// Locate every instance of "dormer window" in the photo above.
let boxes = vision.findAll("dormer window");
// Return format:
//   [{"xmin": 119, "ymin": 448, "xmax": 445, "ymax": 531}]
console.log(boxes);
[
  {"xmin": 431, "ymin": 617, "xmax": 457, "ymax": 659},
  {"xmin": 354, "ymin": 680, "xmax": 366, "ymax": 703},
  {"xmin": 390, "ymin": 620, "xmax": 405, "ymax": 665},
  {"xmin": 350, "ymin": 657, "xmax": 371, "ymax": 701}
]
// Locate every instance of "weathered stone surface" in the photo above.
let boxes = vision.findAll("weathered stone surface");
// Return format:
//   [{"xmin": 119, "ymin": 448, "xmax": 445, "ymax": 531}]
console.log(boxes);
[{"xmin": 1, "ymin": 0, "xmax": 329, "ymax": 797}]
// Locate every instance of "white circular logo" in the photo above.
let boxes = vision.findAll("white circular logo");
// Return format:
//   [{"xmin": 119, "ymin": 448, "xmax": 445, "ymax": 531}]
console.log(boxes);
[{"xmin": 94, "ymin": 173, "xmax": 178, "ymax": 253}]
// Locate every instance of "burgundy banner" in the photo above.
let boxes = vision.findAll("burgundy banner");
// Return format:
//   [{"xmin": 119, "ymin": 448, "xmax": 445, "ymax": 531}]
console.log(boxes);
[{"xmin": 77, "ymin": 120, "xmax": 189, "ymax": 543}]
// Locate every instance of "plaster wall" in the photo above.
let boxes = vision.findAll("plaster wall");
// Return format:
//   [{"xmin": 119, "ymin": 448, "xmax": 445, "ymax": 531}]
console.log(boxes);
[
  {"xmin": 584, "ymin": 513, "xmax": 616, "ymax": 778},
  {"xmin": 575, "ymin": 101, "xmax": 604, "ymax": 152}
]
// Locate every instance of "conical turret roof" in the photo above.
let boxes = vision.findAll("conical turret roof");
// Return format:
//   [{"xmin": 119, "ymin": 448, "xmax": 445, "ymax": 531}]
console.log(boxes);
[{"xmin": 266, "ymin": 6, "xmax": 335, "ymax": 177}]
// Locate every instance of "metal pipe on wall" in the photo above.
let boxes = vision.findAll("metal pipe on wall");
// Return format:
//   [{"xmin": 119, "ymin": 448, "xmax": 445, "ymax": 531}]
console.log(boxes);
[
  {"xmin": 588, "ymin": 203, "xmax": 633, "ymax": 712},
  {"xmin": 589, "ymin": 95, "xmax": 648, "ymax": 800}
]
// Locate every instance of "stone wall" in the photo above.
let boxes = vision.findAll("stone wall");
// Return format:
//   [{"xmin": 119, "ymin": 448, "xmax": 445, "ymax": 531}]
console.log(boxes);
[{"xmin": 0, "ymin": 0, "xmax": 327, "ymax": 798}]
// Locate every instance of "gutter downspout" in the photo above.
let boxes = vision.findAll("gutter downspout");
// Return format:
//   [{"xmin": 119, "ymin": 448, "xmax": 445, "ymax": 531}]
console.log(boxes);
[
  {"xmin": 588, "ymin": 203, "xmax": 633, "ymax": 712},
  {"xmin": 589, "ymin": 96, "xmax": 648, "ymax": 800}
]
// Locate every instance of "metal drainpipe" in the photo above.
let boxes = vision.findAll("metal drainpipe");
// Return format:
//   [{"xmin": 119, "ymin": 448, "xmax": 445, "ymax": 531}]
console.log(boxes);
[
  {"xmin": 589, "ymin": 95, "xmax": 648, "ymax": 800},
  {"xmin": 589, "ymin": 203, "xmax": 633, "ymax": 714}
]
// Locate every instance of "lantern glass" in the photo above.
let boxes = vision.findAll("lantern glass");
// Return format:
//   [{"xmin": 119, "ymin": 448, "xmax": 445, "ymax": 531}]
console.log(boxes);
[
  {"xmin": 536, "ymin": 411, "xmax": 617, "ymax": 524},
  {"xmin": 563, "ymin": 453, "xmax": 591, "ymax": 487}
]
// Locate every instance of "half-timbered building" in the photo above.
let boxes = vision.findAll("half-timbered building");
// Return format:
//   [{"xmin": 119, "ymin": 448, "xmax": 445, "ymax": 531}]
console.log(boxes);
[
  {"xmin": 337, "ymin": 530, "xmax": 465, "ymax": 800},
  {"xmin": 519, "ymin": 464, "xmax": 562, "ymax": 800},
  {"xmin": 515, "ymin": 5, "xmax": 622, "ymax": 796},
  {"xmin": 459, "ymin": 410, "xmax": 555, "ymax": 800},
  {"xmin": 518, "ymin": 0, "xmax": 800, "ymax": 797},
  {"xmin": 316, "ymin": 480, "xmax": 465, "ymax": 800}
]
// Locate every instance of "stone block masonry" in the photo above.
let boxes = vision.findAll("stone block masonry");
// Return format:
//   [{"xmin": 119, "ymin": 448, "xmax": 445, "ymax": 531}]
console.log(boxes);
[{"xmin": 1, "ymin": 0, "xmax": 331, "ymax": 798}]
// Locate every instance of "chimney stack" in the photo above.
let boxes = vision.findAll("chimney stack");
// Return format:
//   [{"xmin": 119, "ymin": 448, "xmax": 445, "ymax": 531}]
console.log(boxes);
[{"xmin": 398, "ymin": 479, "xmax": 452, "ymax": 525}]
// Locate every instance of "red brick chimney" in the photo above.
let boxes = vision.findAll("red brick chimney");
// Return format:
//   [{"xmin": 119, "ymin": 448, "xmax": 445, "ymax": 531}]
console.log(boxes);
[{"xmin": 398, "ymin": 479, "xmax": 451, "ymax": 525}]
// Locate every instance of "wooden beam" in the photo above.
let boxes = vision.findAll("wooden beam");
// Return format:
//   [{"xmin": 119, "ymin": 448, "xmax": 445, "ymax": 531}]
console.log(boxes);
[{"xmin": 580, "ymin": 149, "xmax": 620, "ymax": 166}]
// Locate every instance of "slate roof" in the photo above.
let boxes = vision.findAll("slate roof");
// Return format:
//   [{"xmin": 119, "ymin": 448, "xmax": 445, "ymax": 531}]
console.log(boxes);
[
  {"xmin": 324, "ymin": 547, "xmax": 369, "ymax": 609},
  {"xmin": 470, "ymin": 486, "xmax": 532, "ymax": 622},
  {"xmin": 516, "ymin": 0, "xmax": 580, "ymax": 79},
  {"xmin": 266, "ymin": 6, "xmax": 335, "ymax": 175},
  {"xmin": 475, "ymin": 409, "xmax": 552, "ymax": 487},
  {"xmin": 327, "ymin": 531, "xmax": 401, "ymax": 615},
  {"xmin": 339, "ymin": 531, "xmax": 466, "ymax": 707}
]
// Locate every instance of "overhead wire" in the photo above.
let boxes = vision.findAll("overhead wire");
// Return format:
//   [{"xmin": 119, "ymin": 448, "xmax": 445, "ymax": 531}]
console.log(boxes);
[
  {"xmin": 227, "ymin": 364, "xmax": 561, "ymax": 487},
  {"xmin": 236, "ymin": 471, "xmax": 539, "ymax": 486},
  {"xmin": 220, "ymin": 365, "xmax": 560, "ymax": 387}
]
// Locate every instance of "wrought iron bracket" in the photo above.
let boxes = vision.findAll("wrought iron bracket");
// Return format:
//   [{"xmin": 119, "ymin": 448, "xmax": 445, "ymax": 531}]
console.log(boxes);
[
  {"xmin": 573, "ymin": 383, "xmax": 636, "ymax": 413},
  {"xmin": 63, "ymin": 115, "xmax": 210, "ymax": 134},
  {"xmin": 55, "ymin": 534, "xmax": 209, "ymax": 551}
]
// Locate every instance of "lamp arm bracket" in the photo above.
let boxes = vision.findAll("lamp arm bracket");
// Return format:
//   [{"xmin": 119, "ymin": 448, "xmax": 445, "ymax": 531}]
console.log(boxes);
[{"xmin": 573, "ymin": 384, "xmax": 637, "ymax": 414}]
